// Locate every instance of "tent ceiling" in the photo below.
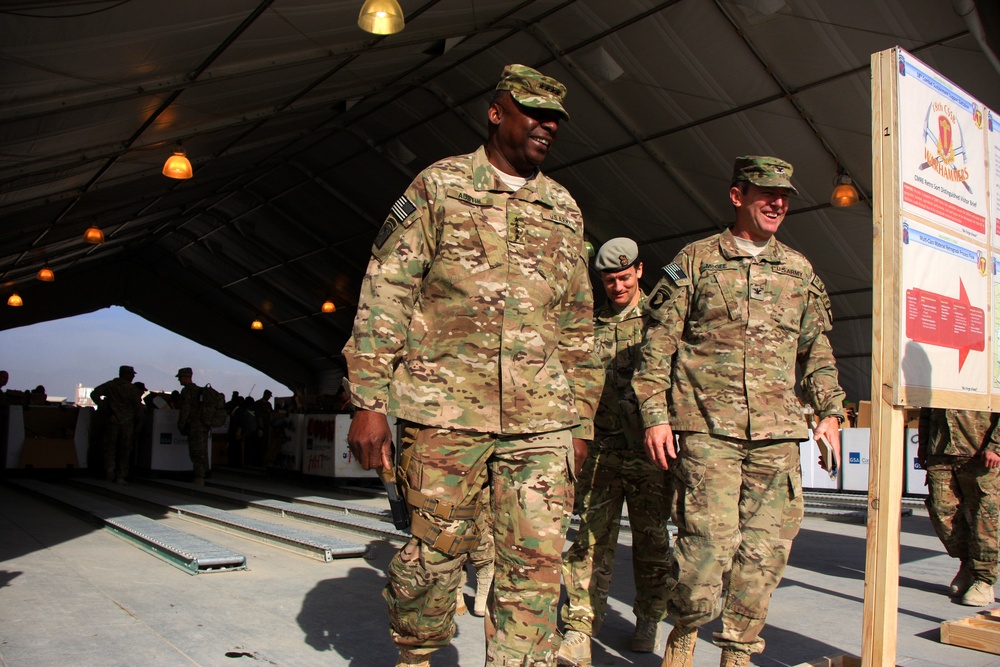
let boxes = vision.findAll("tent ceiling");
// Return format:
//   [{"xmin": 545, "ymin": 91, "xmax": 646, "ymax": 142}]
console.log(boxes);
[{"xmin": 2, "ymin": 0, "xmax": 999, "ymax": 399}]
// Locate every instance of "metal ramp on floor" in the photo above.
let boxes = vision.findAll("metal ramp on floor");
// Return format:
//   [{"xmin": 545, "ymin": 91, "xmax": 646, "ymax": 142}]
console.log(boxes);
[
  {"xmin": 142, "ymin": 477, "xmax": 409, "ymax": 542},
  {"xmin": 71, "ymin": 479, "xmax": 373, "ymax": 563},
  {"xmin": 7, "ymin": 479, "xmax": 247, "ymax": 575}
]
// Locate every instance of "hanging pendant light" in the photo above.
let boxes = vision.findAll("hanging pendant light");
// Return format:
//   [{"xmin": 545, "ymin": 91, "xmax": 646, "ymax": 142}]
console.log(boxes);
[
  {"xmin": 7, "ymin": 293, "xmax": 23, "ymax": 307},
  {"xmin": 163, "ymin": 147, "xmax": 194, "ymax": 180},
  {"xmin": 84, "ymin": 225, "xmax": 105, "ymax": 244},
  {"xmin": 321, "ymin": 300, "xmax": 336, "ymax": 313},
  {"xmin": 358, "ymin": 0, "xmax": 405, "ymax": 35},
  {"xmin": 251, "ymin": 318, "xmax": 264, "ymax": 330},
  {"xmin": 830, "ymin": 169, "xmax": 860, "ymax": 208},
  {"xmin": 37, "ymin": 266, "xmax": 55, "ymax": 282}
]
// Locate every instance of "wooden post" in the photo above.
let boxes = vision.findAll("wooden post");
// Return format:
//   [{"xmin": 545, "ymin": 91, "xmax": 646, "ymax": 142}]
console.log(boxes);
[{"xmin": 864, "ymin": 49, "xmax": 903, "ymax": 667}]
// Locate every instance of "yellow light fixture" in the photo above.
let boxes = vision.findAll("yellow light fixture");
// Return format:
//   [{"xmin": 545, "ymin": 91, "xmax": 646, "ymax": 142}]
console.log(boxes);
[
  {"xmin": 83, "ymin": 225, "xmax": 105, "ymax": 244},
  {"xmin": 830, "ymin": 170, "xmax": 860, "ymax": 208},
  {"xmin": 163, "ymin": 147, "xmax": 194, "ymax": 180},
  {"xmin": 251, "ymin": 318, "xmax": 264, "ymax": 330},
  {"xmin": 7, "ymin": 293, "xmax": 23, "ymax": 307},
  {"xmin": 358, "ymin": 0, "xmax": 405, "ymax": 35},
  {"xmin": 321, "ymin": 300, "xmax": 336, "ymax": 313},
  {"xmin": 37, "ymin": 266, "xmax": 55, "ymax": 282}
]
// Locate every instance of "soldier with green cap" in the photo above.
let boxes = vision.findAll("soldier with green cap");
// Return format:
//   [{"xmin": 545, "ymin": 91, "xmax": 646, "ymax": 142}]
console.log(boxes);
[
  {"xmin": 176, "ymin": 367, "xmax": 209, "ymax": 486},
  {"xmin": 633, "ymin": 155, "xmax": 846, "ymax": 667},
  {"xmin": 558, "ymin": 237, "xmax": 672, "ymax": 667},
  {"xmin": 344, "ymin": 63, "xmax": 603, "ymax": 667},
  {"xmin": 91, "ymin": 364, "xmax": 142, "ymax": 484}
]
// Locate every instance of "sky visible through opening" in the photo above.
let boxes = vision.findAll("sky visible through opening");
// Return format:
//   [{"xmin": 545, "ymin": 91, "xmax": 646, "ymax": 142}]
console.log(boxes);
[{"xmin": 0, "ymin": 306, "xmax": 291, "ymax": 402}]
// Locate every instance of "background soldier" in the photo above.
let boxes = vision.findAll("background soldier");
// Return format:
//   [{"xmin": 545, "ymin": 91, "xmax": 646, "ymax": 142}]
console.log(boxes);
[
  {"xmin": 176, "ymin": 367, "xmax": 209, "ymax": 485},
  {"xmin": 918, "ymin": 408, "xmax": 1000, "ymax": 606},
  {"xmin": 344, "ymin": 64, "xmax": 602, "ymax": 667},
  {"xmin": 91, "ymin": 365, "xmax": 142, "ymax": 484},
  {"xmin": 633, "ymin": 156, "xmax": 846, "ymax": 667},
  {"xmin": 559, "ymin": 238, "xmax": 672, "ymax": 667}
]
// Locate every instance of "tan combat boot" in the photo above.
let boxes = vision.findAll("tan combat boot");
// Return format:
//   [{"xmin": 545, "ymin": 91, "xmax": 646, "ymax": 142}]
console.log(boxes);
[
  {"xmin": 661, "ymin": 624, "xmax": 697, "ymax": 667},
  {"xmin": 455, "ymin": 593, "xmax": 468, "ymax": 615},
  {"xmin": 961, "ymin": 580, "xmax": 996, "ymax": 607},
  {"xmin": 949, "ymin": 562, "xmax": 973, "ymax": 596},
  {"xmin": 472, "ymin": 561, "xmax": 494, "ymax": 616},
  {"xmin": 630, "ymin": 618, "xmax": 661, "ymax": 652},
  {"xmin": 719, "ymin": 648, "xmax": 752, "ymax": 667},
  {"xmin": 397, "ymin": 648, "xmax": 431, "ymax": 667},
  {"xmin": 556, "ymin": 629, "xmax": 591, "ymax": 667}
]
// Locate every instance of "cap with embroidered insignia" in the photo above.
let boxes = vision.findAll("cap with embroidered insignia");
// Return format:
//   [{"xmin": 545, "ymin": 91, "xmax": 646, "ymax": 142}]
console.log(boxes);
[
  {"xmin": 731, "ymin": 155, "xmax": 798, "ymax": 195},
  {"xmin": 593, "ymin": 237, "xmax": 638, "ymax": 272},
  {"xmin": 495, "ymin": 64, "xmax": 569, "ymax": 120}
]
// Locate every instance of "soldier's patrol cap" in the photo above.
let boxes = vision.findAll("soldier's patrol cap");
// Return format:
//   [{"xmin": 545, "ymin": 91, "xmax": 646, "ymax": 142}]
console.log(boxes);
[
  {"xmin": 495, "ymin": 64, "xmax": 569, "ymax": 121},
  {"xmin": 119, "ymin": 365, "xmax": 135, "ymax": 376},
  {"xmin": 731, "ymin": 155, "xmax": 799, "ymax": 195},
  {"xmin": 176, "ymin": 367, "xmax": 193, "ymax": 378},
  {"xmin": 593, "ymin": 237, "xmax": 639, "ymax": 272}
]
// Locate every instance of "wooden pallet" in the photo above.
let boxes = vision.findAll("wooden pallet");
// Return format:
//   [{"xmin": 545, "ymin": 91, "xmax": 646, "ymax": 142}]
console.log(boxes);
[
  {"xmin": 941, "ymin": 609, "xmax": 1000, "ymax": 655},
  {"xmin": 790, "ymin": 656, "xmax": 860, "ymax": 667}
]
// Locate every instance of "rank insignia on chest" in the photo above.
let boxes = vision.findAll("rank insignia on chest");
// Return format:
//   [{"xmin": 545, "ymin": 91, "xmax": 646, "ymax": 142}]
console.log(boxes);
[
  {"xmin": 661, "ymin": 263, "xmax": 691, "ymax": 286},
  {"xmin": 507, "ymin": 209, "xmax": 526, "ymax": 245},
  {"xmin": 750, "ymin": 284, "xmax": 766, "ymax": 300}
]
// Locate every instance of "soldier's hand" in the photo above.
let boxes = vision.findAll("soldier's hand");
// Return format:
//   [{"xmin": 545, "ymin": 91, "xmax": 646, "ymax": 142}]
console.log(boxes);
[
  {"xmin": 347, "ymin": 409, "xmax": 393, "ymax": 471},
  {"xmin": 813, "ymin": 416, "xmax": 842, "ymax": 472},
  {"xmin": 572, "ymin": 438, "xmax": 588, "ymax": 478},
  {"xmin": 644, "ymin": 423, "xmax": 676, "ymax": 471},
  {"xmin": 984, "ymin": 450, "xmax": 1000, "ymax": 469}
]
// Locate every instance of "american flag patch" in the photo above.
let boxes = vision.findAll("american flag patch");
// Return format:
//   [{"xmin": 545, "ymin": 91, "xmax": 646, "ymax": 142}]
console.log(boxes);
[
  {"xmin": 662, "ymin": 263, "xmax": 688, "ymax": 283},
  {"xmin": 390, "ymin": 196, "xmax": 416, "ymax": 222}
]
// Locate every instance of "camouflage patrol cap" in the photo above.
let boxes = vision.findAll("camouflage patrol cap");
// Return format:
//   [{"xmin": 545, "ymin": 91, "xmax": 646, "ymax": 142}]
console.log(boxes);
[
  {"xmin": 731, "ymin": 155, "xmax": 799, "ymax": 195},
  {"xmin": 593, "ymin": 237, "xmax": 639, "ymax": 272},
  {"xmin": 495, "ymin": 64, "xmax": 569, "ymax": 120},
  {"xmin": 176, "ymin": 367, "xmax": 193, "ymax": 378},
  {"xmin": 119, "ymin": 365, "xmax": 135, "ymax": 377}
]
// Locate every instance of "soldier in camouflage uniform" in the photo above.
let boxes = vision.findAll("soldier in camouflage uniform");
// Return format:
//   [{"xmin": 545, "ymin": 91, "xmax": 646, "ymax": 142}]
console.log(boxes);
[
  {"xmin": 91, "ymin": 365, "xmax": 142, "ymax": 484},
  {"xmin": 632, "ymin": 156, "xmax": 846, "ymax": 667},
  {"xmin": 176, "ymin": 367, "xmax": 209, "ymax": 486},
  {"xmin": 343, "ymin": 64, "xmax": 603, "ymax": 667},
  {"xmin": 918, "ymin": 408, "xmax": 1000, "ymax": 607},
  {"xmin": 559, "ymin": 238, "xmax": 672, "ymax": 667}
]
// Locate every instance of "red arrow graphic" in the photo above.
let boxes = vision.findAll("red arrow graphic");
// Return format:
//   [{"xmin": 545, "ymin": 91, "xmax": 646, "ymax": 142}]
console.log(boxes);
[{"xmin": 905, "ymin": 280, "xmax": 985, "ymax": 371}]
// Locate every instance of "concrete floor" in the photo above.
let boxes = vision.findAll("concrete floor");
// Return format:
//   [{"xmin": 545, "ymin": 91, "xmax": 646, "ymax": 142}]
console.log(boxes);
[{"xmin": 0, "ymin": 471, "xmax": 998, "ymax": 667}]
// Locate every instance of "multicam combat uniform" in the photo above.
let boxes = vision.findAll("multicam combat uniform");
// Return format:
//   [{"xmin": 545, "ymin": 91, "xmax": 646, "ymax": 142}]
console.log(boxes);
[
  {"xmin": 632, "ymin": 228, "xmax": 845, "ymax": 655},
  {"xmin": 178, "ymin": 383, "xmax": 209, "ymax": 483},
  {"xmin": 561, "ymin": 292, "xmax": 671, "ymax": 635},
  {"xmin": 91, "ymin": 376, "xmax": 142, "ymax": 480},
  {"xmin": 343, "ymin": 145, "xmax": 602, "ymax": 666},
  {"xmin": 919, "ymin": 408, "xmax": 1000, "ymax": 587}
]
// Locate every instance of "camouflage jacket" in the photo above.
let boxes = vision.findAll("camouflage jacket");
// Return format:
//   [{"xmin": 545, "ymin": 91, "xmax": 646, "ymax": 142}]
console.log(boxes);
[
  {"xmin": 343, "ymin": 146, "xmax": 602, "ymax": 439},
  {"xmin": 90, "ymin": 377, "xmax": 141, "ymax": 424},
  {"xmin": 632, "ymin": 229, "xmax": 845, "ymax": 440},
  {"xmin": 918, "ymin": 408, "xmax": 1000, "ymax": 458},
  {"xmin": 593, "ymin": 292, "xmax": 647, "ymax": 449}
]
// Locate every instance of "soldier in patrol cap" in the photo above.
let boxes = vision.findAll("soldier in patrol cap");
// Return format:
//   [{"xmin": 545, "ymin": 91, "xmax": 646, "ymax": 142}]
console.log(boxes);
[
  {"xmin": 91, "ymin": 365, "xmax": 143, "ymax": 484},
  {"xmin": 633, "ymin": 156, "xmax": 846, "ymax": 667},
  {"xmin": 559, "ymin": 238, "xmax": 672, "ymax": 666},
  {"xmin": 176, "ymin": 367, "xmax": 209, "ymax": 485},
  {"xmin": 344, "ymin": 63, "xmax": 602, "ymax": 667}
]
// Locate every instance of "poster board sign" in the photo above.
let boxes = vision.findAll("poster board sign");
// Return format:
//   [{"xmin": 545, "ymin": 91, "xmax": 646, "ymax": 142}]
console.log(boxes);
[{"xmin": 881, "ymin": 47, "xmax": 996, "ymax": 410}]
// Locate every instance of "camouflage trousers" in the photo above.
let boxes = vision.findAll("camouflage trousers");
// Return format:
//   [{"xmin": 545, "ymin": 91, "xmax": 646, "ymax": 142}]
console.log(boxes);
[
  {"xmin": 561, "ymin": 433, "xmax": 672, "ymax": 634},
  {"xmin": 103, "ymin": 417, "xmax": 135, "ymax": 479},
  {"xmin": 668, "ymin": 433, "xmax": 803, "ymax": 655},
  {"xmin": 925, "ymin": 455, "xmax": 1000, "ymax": 584},
  {"xmin": 186, "ymin": 426, "xmax": 209, "ymax": 480},
  {"xmin": 384, "ymin": 424, "xmax": 573, "ymax": 667}
]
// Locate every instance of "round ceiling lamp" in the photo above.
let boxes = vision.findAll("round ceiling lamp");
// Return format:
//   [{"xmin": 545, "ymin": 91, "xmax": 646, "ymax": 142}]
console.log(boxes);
[{"xmin": 358, "ymin": 0, "xmax": 405, "ymax": 35}]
